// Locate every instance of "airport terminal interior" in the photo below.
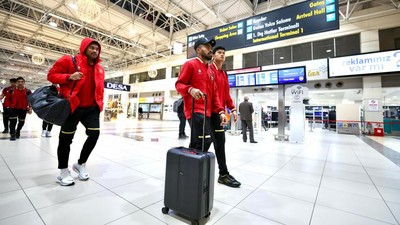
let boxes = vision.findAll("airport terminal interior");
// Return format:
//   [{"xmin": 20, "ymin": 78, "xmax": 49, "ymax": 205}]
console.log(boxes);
[{"xmin": 1, "ymin": 0, "xmax": 400, "ymax": 224}]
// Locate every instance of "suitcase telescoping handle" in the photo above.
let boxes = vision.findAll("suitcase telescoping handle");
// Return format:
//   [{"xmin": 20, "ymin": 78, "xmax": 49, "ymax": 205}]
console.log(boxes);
[{"xmin": 190, "ymin": 94, "xmax": 207, "ymax": 152}]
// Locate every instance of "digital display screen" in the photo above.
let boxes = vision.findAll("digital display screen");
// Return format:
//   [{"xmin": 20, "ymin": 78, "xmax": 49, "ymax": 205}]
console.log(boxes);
[
  {"xmin": 228, "ymin": 75, "xmax": 236, "ymax": 87},
  {"xmin": 149, "ymin": 104, "xmax": 161, "ymax": 113},
  {"xmin": 229, "ymin": 66, "xmax": 306, "ymax": 87},
  {"xmin": 235, "ymin": 73, "xmax": 256, "ymax": 87},
  {"xmin": 187, "ymin": 0, "xmax": 339, "ymax": 58},
  {"xmin": 139, "ymin": 103, "xmax": 149, "ymax": 113},
  {"xmin": 278, "ymin": 67, "xmax": 306, "ymax": 84},
  {"xmin": 255, "ymin": 70, "xmax": 278, "ymax": 85}
]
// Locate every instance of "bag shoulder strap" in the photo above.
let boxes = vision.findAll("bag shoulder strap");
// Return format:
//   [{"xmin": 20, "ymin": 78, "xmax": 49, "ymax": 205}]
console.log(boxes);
[{"xmin": 69, "ymin": 55, "xmax": 78, "ymax": 97}]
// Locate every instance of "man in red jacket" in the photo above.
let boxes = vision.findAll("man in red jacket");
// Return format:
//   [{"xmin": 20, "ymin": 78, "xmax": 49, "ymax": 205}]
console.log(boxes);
[
  {"xmin": 209, "ymin": 46, "xmax": 241, "ymax": 187},
  {"xmin": 175, "ymin": 37, "xmax": 227, "ymax": 151},
  {"xmin": 6, "ymin": 77, "xmax": 32, "ymax": 141},
  {"xmin": 48, "ymin": 37, "xmax": 105, "ymax": 186},
  {"xmin": 0, "ymin": 78, "xmax": 17, "ymax": 133}
]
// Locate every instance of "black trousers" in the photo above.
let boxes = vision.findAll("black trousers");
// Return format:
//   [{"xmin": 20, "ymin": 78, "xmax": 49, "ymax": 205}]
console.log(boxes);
[
  {"xmin": 42, "ymin": 121, "xmax": 53, "ymax": 131},
  {"xmin": 241, "ymin": 120, "xmax": 255, "ymax": 142},
  {"xmin": 57, "ymin": 106, "xmax": 100, "ymax": 169},
  {"xmin": 8, "ymin": 108, "xmax": 27, "ymax": 135},
  {"xmin": 2, "ymin": 107, "xmax": 10, "ymax": 131},
  {"xmin": 210, "ymin": 113, "xmax": 228, "ymax": 175},
  {"xmin": 188, "ymin": 113, "xmax": 211, "ymax": 152},
  {"xmin": 178, "ymin": 112, "xmax": 186, "ymax": 136}
]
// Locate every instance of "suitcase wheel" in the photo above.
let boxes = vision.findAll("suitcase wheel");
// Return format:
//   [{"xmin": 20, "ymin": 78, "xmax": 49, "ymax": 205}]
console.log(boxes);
[
  {"xmin": 205, "ymin": 211, "xmax": 211, "ymax": 218},
  {"xmin": 161, "ymin": 207, "xmax": 169, "ymax": 214},
  {"xmin": 191, "ymin": 220, "xmax": 199, "ymax": 225}
]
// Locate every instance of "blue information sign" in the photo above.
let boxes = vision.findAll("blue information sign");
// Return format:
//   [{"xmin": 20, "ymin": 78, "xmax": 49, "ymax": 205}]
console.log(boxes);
[
  {"xmin": 228, "ymin": 66, "xmax": 306, "ymax": 87},
  {"xmin": 278, "ymin": 67, "xmax": 306, "ymax": 84}
]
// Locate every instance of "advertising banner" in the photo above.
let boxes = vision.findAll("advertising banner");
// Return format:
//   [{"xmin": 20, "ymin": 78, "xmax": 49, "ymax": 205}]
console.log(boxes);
[{"xmin": 329, "ymin": 50, "xmax": 400, "ymax": 77}]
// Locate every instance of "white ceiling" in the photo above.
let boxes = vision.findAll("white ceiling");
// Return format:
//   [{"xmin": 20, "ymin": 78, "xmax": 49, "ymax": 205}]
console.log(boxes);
[{"xmin": 0, "ymin": 0, "xmax": 399, "ymax": 93}]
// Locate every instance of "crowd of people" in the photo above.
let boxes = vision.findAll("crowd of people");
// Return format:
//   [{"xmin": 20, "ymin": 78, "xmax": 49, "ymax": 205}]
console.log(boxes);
[
  {"xmin": 0, "ymin": 77, "xmax": 32, "ymax": 140},
  {"xmin": 0, "ymin": 36, "xmax": 249, "ymax": 188}
]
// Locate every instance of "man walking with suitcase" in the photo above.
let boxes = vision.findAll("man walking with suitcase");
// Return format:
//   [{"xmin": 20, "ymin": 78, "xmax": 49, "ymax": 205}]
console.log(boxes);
[
  {"xmin": 175, "ymin": 37, "xmax": 227, "ymax": 151},
  {"xmin": 209, "ymin": 46, "xmax": 241, "ymax": 188},
  {"xmin": 165, "ymin": 37, "xmax": 227, "ymax": 224}
]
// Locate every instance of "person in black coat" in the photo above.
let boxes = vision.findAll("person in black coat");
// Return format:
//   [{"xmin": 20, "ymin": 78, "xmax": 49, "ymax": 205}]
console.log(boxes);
[
  {"xmin": 177, "ymin": 98, "xmax": 188, "ymax": 139},
  {"xmin": 238, "ymin": 96, "xmax": 257, "ymax": 143}
]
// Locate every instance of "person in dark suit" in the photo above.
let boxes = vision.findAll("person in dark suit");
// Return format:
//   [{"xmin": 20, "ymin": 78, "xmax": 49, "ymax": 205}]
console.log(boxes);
[
  {"xmin": 177, "ymin": 98, "xmax": 188, "ymax": 139},
  {"xmin": 239, "ymin": 96, "xmax": 257, "ymax": 143}
]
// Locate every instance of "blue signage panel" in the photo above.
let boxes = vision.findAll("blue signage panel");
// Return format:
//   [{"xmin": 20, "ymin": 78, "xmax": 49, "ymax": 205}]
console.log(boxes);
[
  {"xmin": 228, "ymin": 75, "xmax": 236, "ymax": 87},
  {"xmin": 187, "ymin": 0, "xmax": 339, "ymax": 58},
  {"xmin": 278, "ymin": 67, "xmax": 306, "ymax": 84},
  {"xmin": 228, "ymin": 66, "xmax": 306, "ymax": 87}
]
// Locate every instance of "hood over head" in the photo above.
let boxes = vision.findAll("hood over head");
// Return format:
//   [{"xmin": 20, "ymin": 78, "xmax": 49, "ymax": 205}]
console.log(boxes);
[{"xmin": 80, "ymin": 37, "xmax": 101, "ymax": 61}]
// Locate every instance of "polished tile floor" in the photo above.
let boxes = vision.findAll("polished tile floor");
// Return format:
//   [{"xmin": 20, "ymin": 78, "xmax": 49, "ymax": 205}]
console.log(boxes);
[{"xmin": 1, "ymin": 116, "xmax": 400, "ymax": 225}]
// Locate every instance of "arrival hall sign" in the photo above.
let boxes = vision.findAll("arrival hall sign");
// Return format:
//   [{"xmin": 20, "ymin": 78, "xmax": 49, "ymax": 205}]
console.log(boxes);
[{"xmin": 187, "ymin": 0, "xmax": 339, "ymax": 58}]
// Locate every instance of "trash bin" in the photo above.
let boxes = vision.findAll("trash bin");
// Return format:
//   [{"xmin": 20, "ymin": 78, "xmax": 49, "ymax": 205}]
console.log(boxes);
[{"xmin": 374, "ymin": 128, "xmax": 384, "ymax": 136}]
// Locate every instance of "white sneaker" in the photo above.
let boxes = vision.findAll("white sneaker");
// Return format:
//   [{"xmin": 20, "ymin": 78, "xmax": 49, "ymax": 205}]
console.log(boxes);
[
  {"xmin": 46, "ymin": 131, "xmax": 52, "ymax": 137},
  {"xmin": 41, "ymin": 130, "xmax": 46, "ymax": 137},
  {"xmin": 56, "ymin": 169, "xmax": 75, "ymax": 186},
  {"xmin": 73, "ymin": 163, "xmax": 89, "ymax": 180}
]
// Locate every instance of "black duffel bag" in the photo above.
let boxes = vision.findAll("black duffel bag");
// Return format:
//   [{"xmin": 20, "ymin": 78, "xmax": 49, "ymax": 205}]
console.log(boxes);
[
  {"xmin": 28, "ymin": 55, "xmax": 78, "ymax": 126},
  {"xmin": 28, "ymin": 85, "xmax": 71, "ymax": 126}
]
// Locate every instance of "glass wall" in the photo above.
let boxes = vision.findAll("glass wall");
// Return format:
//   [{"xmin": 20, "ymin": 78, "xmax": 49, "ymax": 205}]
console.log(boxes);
[
  {"xmin": 258, "ymin": 49, "xmax": 273, "ymax": 66},
  {"xmin": 379, "ymin": 26, "xmax": 400, "ymax": 50},
  {"xmin": 129, "ymin": 68, "xmax": 166, "ymax": 83},
  {"xmin": 243, "ymin": 52, "xmax": 257, "ymax": 68},
  {"xmin": 105, "ymin": 76, "xmax": 123, "ymax": 83},
  {"xmin": 223, "ymin": 56, "xmax": 234, "ymax": 71},
  {"xmin": 335, "ymin": 34, "xmax": 360, "ymax": 57},
  {"xmin": 242, "ymin": 34, "xmax": 361, "ymax": 67},
  {"xmin": 293, "ymin": 43, "xmax": 311, "ymax": 62},
  {"xmin": 274, "ymin": 46, "xmax": 291, "ymax": 65},
  {"xmin": 172, "ymin": 65, "xmax": 181, "ymax": 78}
]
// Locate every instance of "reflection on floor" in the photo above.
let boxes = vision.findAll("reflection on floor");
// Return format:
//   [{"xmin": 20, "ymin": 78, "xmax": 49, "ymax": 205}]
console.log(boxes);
[{"xmin": 1, "ymin": 116, "xmax": 400, "ymax": 225}]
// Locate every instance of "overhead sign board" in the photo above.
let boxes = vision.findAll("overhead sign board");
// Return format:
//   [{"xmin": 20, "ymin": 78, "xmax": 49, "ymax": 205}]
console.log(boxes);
[
  {"xmin": 329, "ymin": 50, "xmax": 400, "ymax": 77},
  {"xmin": 187, "ymin": 0, "xmax": 339, "ymax": 58}
]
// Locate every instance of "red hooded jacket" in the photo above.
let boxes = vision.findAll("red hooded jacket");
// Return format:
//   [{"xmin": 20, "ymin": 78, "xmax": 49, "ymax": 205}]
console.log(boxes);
[
  {"xmin": 47, "ymin": 37, "xmax": 105, "ymax": 113},
  {"xmin": 175, "ymin": 57, "xmax": 224, "ymax": 119},
  {"xmin": 1, "ymin": 86, "xmax": 13, "ymax": 108},
  {"xmin": 209, "ymin": 63, "xmax": 236, "ymax": 113}
]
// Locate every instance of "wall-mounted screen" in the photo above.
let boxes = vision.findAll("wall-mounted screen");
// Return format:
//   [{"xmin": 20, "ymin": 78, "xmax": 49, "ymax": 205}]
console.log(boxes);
[
  {"xmin": 235, "ymin": 72, "xmax": 256, "ymax": 86},
  {"xmin": 139, "ymin": 103, "xmax": 149, "ymax": 113},
  {"xmin": 149, "ymin": 104, "xmax": 161, "ymax": 113},
  {"xmin": 228, "ymin": 75, "xmax": 236, "ymax": 87},
  {"xmin": 278, "ymin": 67, "xmax": 306, "ymax": 84},
  {"xmin": 255, "ymin": 70, "xmax": 278, "ymax": 85},
  {"xmin": 229, "ymin": 66, "xmax": 306, "ymax": 87}
]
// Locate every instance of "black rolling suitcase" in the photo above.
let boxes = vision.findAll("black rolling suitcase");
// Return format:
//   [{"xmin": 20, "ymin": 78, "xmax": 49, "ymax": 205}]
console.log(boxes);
[{"xmin": 162, "ymin": 95, "xmax": 215, "ymax": 225}]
